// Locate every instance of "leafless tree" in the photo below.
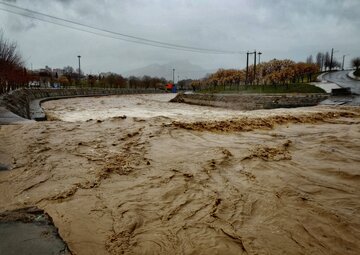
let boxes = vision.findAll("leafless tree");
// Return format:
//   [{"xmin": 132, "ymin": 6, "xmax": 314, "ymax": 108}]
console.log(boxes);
[
  {"xmin": 0, "ymin": 30, "xmax": 27, "ymax": 93},
  {"xmin": 352, "ymin": 57, "xmax": 360, "ymax": 70},
  {"xmin": 306, "ymin": 55, "xmax": 313, "ymax": 64},
  {"xmin": 316, "ymin": 52, "xmax": 325, "ymax": 71}
]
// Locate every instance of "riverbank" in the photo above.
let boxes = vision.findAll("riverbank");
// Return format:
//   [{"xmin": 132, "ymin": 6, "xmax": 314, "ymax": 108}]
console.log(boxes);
[
  {"xmin": 0, "ymin": 207, "xmax": 70, "ymax": 255},
  {"xmin": 170, "ymin": 93, "xmax": 329, "ymax": 110},
  {"xmin": 1, "ymin": 94, "xmax": 360, "ymax": 255},
  {"xmin": 1, "ymin": 88, "xmax": 163, "ymax": 121}
]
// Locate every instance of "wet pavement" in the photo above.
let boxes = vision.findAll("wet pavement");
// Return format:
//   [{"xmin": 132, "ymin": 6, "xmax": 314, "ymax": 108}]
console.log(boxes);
[{"xmin": 323, "ymin": 70, "xmax": 360, "ymax": 95}]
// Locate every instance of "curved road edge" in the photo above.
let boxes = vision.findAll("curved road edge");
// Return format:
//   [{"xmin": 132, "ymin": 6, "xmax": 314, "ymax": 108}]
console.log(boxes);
[
  {"xmin": 347, "ymin": 70, "xmax": 360, "ymax": 81},
  {"xmin": 322, "ymin": 70, "xmax": 360, "ymax": 95}
]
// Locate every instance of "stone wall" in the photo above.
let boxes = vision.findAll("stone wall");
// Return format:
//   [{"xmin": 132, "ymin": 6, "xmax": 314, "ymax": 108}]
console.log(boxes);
[
  {"xmin": 1, "ymin": 88, "xmax": 162, "ymax": 120},
  {"xmin": 170, "ymin": 93, "xmax": 329, "ymax": 110}
]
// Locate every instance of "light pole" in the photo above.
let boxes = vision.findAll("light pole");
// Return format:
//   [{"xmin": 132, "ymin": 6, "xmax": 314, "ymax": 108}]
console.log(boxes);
[
  {"xmin": 329, "ymin": 48, "xmax": 338, "ymax": 71},
  {"xmin": 172, "ymin": 68, "xmax": 175, "ymax": 84},
  {"xmin": 77, "ymin": 55, "xmax": 81, "ymax": 81},
  {"xmin": 258, "ymin": 52, "xmax": 262, "ymax": 64}
]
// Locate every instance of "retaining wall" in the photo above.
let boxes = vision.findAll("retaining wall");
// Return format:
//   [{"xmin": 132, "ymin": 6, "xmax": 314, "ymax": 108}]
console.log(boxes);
[
  {"xmin": 1, "ymin": 88, "xmax": 163, "ymax": 120},
  {"xmin": 170, "ymin": 93, "xmax": 329, "ymax": 110}
]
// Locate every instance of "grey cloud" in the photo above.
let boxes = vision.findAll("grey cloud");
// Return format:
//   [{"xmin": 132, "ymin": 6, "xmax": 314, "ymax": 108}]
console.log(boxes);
[
  {"xmin": 0, "ymin": 0, "xmax": 359, "ymax": 75},
  {"xmin": 7, "ymin": 16, "xmax": 36, "ymax": 32},
  {"xmin": 56, "ymin": 0, "xmax": 72, "ymax": 4}
]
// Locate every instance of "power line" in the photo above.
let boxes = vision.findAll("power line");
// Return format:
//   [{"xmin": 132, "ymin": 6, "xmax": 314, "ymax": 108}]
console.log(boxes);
[
  {"xmin": 0, "ymin": 7, "xmax": 231, "ymax": 54},
  {"xmin": 0, "ymin": 1, "xmax": 244, "ymax": 55},
  {"xmin": 0, "ymin": 8, "xmax": 233, "ymax": 54}
]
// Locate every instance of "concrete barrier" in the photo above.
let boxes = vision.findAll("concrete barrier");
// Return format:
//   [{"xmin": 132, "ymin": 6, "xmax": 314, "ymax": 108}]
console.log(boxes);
[
  {"xmin": 170, "ymin": 93, "xmax": 329, "ymax": 110},
  {"xmin": 1, "ymin": 88, "xmax": 163, "ymax": 120}
]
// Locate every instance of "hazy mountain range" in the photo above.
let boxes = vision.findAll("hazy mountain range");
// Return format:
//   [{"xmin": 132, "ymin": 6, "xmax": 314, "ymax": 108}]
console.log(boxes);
[{"xmin": 123, "ymin": 60, "xmax": 214, "ymax": 81}]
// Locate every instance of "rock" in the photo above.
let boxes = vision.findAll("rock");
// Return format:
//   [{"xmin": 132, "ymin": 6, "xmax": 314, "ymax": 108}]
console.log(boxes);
[{"xmin": 0, "ymin": 163, "xmax": 10, "ymax": 171}]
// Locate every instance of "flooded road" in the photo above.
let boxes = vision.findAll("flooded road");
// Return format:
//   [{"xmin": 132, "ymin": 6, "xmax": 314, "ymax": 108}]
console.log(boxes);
[{"xmin": 1, "ymin": 94, "xmax": 360, "ymax": 255}]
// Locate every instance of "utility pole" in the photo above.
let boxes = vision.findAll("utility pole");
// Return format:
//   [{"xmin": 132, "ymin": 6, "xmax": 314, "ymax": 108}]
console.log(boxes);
[
  {"xmin": 77, "ymin": 55, "xmax": 81, "ymax": 80},
  {"xmin": 253, "ymin": 51, "xmax": 257, "ymax": 85},
  {"xmin": 246, "ymin": 52, "xmax": 249, "ymax": 85},
  {"xmin": 257, "ymin": 52, "xmax": 262, "ymax": 85},
  {"xmin": 329, "ymin": 48, "xmax": 334, "ymax": 71},
  {"xmin": 172, "ymin": 68, "xmax": 175, "ymax": 84}
]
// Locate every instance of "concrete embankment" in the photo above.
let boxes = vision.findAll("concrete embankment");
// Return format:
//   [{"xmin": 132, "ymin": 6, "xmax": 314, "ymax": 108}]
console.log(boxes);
[
  {"xmin": 170, "ymin": 93, "xmax": 329, "ymax": 110},
  {"xmin": 1, "ymin": 88, "xmax": 162, "ymax": 121}
]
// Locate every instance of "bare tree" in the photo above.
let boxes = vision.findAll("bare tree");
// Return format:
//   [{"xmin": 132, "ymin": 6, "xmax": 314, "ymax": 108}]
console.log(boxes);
[
  {"xmin": 0, "ymin": 30, "xmax": 27, "ymax": 93},
  {"xmin": 352, "ymin": 57, "xmax": 360, "ymax": 70},
  {"xmin": 63, "ymin": 66, "xmax": 76, "ymax": 86},
  {"xmin": 316, "ymin": 52, "xmax": 324, "ymax": 71},
  {"xmin": 324, "ymin": 51, "xmax": 331, "ymax": 71},
  {"xmin": 306, "ymin": 55, "xmax": 313, "ymax": 64}
]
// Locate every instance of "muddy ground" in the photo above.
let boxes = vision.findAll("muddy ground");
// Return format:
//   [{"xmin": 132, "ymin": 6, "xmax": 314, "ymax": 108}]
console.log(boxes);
[{"xmin": 1, "ymin": 94, "xmax": 360, "ymax": 255}]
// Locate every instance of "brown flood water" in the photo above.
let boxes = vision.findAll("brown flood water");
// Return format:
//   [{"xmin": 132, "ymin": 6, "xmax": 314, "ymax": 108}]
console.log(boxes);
[{"xmin": 1, "ymin": 94, "xmax": 360, "ymax": 255}]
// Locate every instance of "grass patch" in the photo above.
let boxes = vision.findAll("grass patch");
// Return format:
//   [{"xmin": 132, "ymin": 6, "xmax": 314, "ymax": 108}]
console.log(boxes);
[{"xmin": 200, "ymin": 83, "xmax": 326, "ymax": 94}]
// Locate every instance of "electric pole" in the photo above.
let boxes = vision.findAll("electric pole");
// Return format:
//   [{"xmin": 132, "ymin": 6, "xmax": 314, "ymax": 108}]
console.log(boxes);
[
  {"xmin": 253, "ymin": 50, "xmax": 257, "ymax": 85},
  {"xmin": 78, "ymin": 55, "xmax": 81, "ymax": 80},
  {"xmin": 329, "ymin": 48, "xmax": 333, "ymax": 71},
  {"xmin": 246, "ymin": 52, "xmax": 249, "ymax": 85},
  {"xmin": 257, "ymin": 52, "xmax": 262, "ymax": 85}
]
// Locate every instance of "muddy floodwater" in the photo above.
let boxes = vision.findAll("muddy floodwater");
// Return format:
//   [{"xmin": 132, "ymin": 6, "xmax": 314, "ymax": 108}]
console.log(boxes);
[{"xmin": 1, "ymin": 94, "xmax": 360, "ymax": 255}]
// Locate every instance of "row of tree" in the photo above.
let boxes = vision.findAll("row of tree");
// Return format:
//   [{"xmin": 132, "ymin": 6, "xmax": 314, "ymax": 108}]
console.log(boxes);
[
  {"xmin": 307, "ymin": 52, "xmax": 360, "ymax": 71},
  {"xmin": 36, "ymin": 70, "xmax": 170, "ymax": 89},
  {"xmin": 0, "ymin": 31, "xmax": 171, "ymax": 93},
  {"xmin": 90, "ymin": 74, "xmax": 169, "ymax": 89},
  {"xmin": 2, "ymin": 30, "xmax": 360, "ymax": 94},
  {"xmin": 0, "ymin": 31, "xmax": 32, "ymax": 94},
  {"xmin": 191, "ymin": 59, "xmax": 320, "ymax": 90},
  {"xmin": 307, "ymin": 51, "xmax": 341, "ymax": 71}
]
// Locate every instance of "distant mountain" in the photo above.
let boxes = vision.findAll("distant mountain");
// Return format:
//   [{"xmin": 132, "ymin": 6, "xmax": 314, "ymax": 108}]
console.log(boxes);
[{"xmin": 123, "ymin": 60, "xmax": 213, "ymax": 81}]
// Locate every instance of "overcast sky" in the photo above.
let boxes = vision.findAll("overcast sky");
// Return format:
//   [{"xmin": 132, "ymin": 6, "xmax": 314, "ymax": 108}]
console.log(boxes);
[{"xmin": 1, "ymin": 0, "xmax": 359, "ymax": 76}]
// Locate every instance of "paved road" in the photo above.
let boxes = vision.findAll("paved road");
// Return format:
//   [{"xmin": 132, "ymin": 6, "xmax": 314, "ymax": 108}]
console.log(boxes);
[{"xmin": 323, "ymin": 70, "xmax": 360, "ymax": 95}]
